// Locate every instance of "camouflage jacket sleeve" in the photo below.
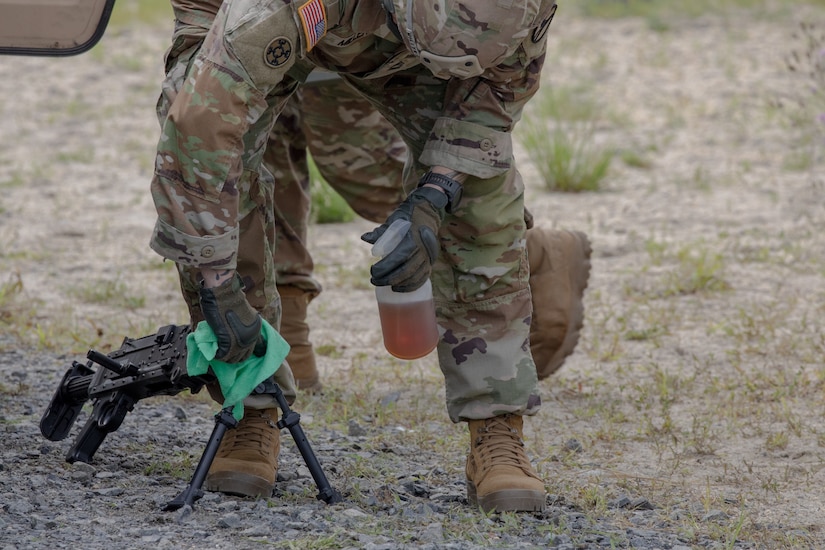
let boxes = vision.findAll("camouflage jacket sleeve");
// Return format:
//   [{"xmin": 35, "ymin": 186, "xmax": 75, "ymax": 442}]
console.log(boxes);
[
  {"xmin": 419, "ymin": 10, "xmax": 553, "ymax": 179},
  {"xmin": 150, "ymin": 0, "xmax": 301, "ymax": 269}
]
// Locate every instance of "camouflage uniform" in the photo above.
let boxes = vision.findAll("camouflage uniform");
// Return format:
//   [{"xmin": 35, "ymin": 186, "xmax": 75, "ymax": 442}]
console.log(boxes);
[
  {"xmin": 266, "ymin": 77, "xmax": 406, "ymax": 294},
  {"xmin": 159, "ymin": 0, "xmax": 406, "ymax": 403},
  {"xmin": 151, "ymin": 0, "xmax": 555, "ymax": 422},
  {"xmin": 157, "ymin": 0, "xmax": 302, "ymax": 400},
  {"xmin": 160, "ymin": 0, "xmax": 405, "ymax": 297}
]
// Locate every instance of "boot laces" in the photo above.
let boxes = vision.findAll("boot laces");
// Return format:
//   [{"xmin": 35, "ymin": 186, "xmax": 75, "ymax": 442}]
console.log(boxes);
[
  {"xmin": 219, "ymin": 411, "xmax": 278, "ymax": 459},
  {"xmin": 474, "ymin": 416, "xmax": 532, "ymax": 473}
]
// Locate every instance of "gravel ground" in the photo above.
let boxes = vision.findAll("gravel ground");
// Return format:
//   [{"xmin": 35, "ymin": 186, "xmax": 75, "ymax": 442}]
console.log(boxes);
[
  {"xmin": 2, "ymin": 3, "xmax": 825, "ymax": 549},
  {"xmin": 1, "ymin": 334, "xmax": 751, "ymax": 550}
]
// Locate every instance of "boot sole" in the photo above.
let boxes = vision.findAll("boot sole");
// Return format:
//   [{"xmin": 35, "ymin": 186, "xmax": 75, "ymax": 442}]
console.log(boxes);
[
  {"xmin": 540, "ymin": 230, "xmax": 592, "ymax": 379},
  {"xmin": 205, "ymin": 471, "xmax": 274, "ymax": 498},
  {"xmin": 467, "ymin": 481, "xmax": 546, "ymax": 513}
]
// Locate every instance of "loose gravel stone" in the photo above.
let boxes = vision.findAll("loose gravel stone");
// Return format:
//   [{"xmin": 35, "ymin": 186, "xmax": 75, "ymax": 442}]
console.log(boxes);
[{"xmin": 0, "ymin": 343, "xmax": 764, "ymax": 549}]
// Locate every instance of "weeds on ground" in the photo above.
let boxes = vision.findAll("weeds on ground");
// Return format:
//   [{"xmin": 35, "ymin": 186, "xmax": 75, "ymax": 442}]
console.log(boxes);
[
  {"xmin": 517, "ymin": 84, "xmax": 612, "ymax": 192},
  {"xmin": 664, "ymin": 245, "xmax": 731, "ymax": 296},
  {"xmin": 0, "ymin": 267, "xmax": 181, "ymax": 353},
  {"xmin": 143, "ymin": 450, "xmax": 198, "ymax": 479},
  {"xmin": 71, "ymin": 278, "xmax": 146, "ymax": 310}
]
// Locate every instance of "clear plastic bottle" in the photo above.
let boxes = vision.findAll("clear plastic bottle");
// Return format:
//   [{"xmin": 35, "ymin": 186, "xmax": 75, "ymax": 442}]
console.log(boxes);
[{"xmin": 371, "ymin": 219, "xmax": 439, "ymax": 360}]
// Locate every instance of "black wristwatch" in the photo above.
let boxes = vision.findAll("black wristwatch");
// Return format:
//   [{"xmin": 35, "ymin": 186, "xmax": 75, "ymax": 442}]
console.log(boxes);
[{"xmin": 418, "ymin": 172, "xmax": 463, "ymax": 213}]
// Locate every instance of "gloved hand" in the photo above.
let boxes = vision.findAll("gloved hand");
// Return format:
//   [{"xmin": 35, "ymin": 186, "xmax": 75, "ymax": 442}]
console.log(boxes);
[
  {"xmin": 361, "ymin": 185, "xmax": 448, "ymax": 292},
  {"xmin": 198, "ymin": 273, "xmax": 266, "ymax": 363}
]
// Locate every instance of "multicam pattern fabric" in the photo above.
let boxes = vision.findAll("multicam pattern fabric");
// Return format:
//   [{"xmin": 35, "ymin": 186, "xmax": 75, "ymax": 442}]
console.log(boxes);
[
  {"xmin": 265, "ymin": 78, "xmax": 407, "ymax": 293},
  {"xmin": 152, "ymin": 0, "xmax": 556, "ymax": 421}
]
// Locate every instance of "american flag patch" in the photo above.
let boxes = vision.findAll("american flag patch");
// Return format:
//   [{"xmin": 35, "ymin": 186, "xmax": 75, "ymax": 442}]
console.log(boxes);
[{"xmin": 298, "ymin": 0, "xmax": 327, "ymax": 51}]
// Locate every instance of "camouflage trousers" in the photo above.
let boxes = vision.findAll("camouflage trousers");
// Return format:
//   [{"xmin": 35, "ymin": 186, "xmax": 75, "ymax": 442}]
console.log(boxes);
[
  {"xmin": 265, "ymin": 76, "xmax": 408, "ymax": 295},
  {"xmin": 157, "ymin": 5, "xmax": 540, "ymax": 422}
]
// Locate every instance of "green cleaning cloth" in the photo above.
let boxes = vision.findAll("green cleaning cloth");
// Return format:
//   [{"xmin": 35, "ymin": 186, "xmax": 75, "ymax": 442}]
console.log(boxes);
[{"xmin": 186, "ymin": 319, "xmax": 289, "ymax": 420}]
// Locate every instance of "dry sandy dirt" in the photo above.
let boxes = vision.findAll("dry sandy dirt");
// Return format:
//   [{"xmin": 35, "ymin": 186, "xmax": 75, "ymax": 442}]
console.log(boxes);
[{"xmin": 2, "ymin": 5, "xmax": 825, "ymax": 547}]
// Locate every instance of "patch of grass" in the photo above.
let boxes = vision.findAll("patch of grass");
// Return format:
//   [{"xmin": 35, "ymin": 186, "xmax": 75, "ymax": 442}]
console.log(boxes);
[
  {"xmin": 277, "ymin": 535, "xmax": 349, "ymax": 550},
  {"xmin": 315, "ymin": 343, "xmax": 344, "ymax": 359},
  {"xmin": 517, "ymin": 85, "xmax": 613, "ymax": 192},
  {"xmin": 0, "ymin": 170, "xmax": 25, "ymax": 189},
  {"xmin": 143, "ymin": 450, "xmax": 197, "ymax": 479},
  {"xmin": 680, "ymin": 165, "xmax": 713, "ymax": 192},
  {"xmin": 71, "ymin": 279, "xmax": 146, "ymax": 310},
  {"xmin": 0, "ymin": 267, "xmax": 184, "ymax": 353},
  {"xmin": 765, "ymin": 431, "xmax": 790, "ymax": 451},
  {"xmin": 309, "ymin": 155, "xmax": 356, "ymax": 224},
  {"xmin": 55, "ymin": 148, "xmax": 95, "ymax": 164},
  {"xmin": 664, "ymin": 245, "xmax": 731, "ymax": 296},
  {"xmin": 56, "ymin": 98, "xmax": 94, "ymax": 119},
  {"xmin": 625, "ymin": 238, "xmax": 731, "ymax": 298}
]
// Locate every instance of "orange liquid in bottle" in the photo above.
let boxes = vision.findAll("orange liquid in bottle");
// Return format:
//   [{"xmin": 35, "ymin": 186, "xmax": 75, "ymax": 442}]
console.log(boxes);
[{"xmin": 377, "ymin": 298, "xmax": 438, "ymax": 360}]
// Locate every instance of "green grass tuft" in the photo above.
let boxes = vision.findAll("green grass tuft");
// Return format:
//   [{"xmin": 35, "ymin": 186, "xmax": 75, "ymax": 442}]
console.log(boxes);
[
  {"xmin": 517, "ymin": 85, "xmax": 613, "ymax": 192},
  {"xmin": 309, "ymin": 154, "xmax": 357, "ymax": 224}
]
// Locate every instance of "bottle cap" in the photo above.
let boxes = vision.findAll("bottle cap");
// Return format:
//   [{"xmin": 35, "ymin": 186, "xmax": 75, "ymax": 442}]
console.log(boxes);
[{"xmin": 371, "ymin": 219, "xmax": 411, "ymax": 258}]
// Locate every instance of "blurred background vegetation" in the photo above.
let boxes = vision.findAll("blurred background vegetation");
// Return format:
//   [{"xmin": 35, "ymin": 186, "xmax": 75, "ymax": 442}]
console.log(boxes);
[{"xmin": 105, "ymin": 0, "xmax": 825, "ymax": 218}]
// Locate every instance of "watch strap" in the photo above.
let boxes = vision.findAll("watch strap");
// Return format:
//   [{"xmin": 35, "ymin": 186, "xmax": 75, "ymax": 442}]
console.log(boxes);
[{"xmin": 418, "ymin": 172, "xmax": 463, "ymax": 213}]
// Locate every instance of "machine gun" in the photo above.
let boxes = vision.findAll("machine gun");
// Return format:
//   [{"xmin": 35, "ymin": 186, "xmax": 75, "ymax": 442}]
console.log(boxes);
[{"xmin": 40, "ymin": 324, "xmax": 342, "ymax": 509}]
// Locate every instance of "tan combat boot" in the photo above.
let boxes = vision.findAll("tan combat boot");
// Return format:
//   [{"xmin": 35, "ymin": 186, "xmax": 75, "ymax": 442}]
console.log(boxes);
[
  {"xmin": 526, "ymin": 228, "xmax": 592, "ymax": 380},
  {"xmin": 278, "ymin": 285, "xmax": 322, "ymax": 393},
  {"xmin": 205, "ymin": 408, "xmax": 281, "ymax": 498},
  {"xmin": 465, "ymin": 414, "xmax": 546, "ymax": 513}
]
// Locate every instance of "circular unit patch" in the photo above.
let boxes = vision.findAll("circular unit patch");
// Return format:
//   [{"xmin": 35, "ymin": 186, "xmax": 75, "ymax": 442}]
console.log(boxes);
[{"xmin": 264, "ymin": 37, "xmax": 293, "ymax": 68}]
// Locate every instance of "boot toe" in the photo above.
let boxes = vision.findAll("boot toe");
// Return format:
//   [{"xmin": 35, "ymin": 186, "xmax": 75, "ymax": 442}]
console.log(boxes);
[
  {"xmin": 467, "ymin": 474, "xmax": 546, "ymax": 513},
  {"xmin": 205, "ymin": 468, "xmax": 274, "ymax": 498}
]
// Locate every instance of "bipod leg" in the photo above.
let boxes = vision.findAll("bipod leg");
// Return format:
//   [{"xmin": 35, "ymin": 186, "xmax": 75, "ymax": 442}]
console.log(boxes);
[
  {"xmin": 272, "ymin": 384, "xmax": 342, "ymax": 504},
  {"xmin": 162, "ymin": 406, "xmax": 238, "ymax": 511}
]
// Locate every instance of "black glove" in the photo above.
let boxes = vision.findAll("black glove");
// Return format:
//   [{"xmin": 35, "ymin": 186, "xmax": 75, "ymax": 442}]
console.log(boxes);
[
  {"xmin": 361, "ymin": 185, "xmax": 448, "ymax": 292},
  {"xmin": 198, "ymin": 273, "xmax": 266, "ymax": 363}
]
